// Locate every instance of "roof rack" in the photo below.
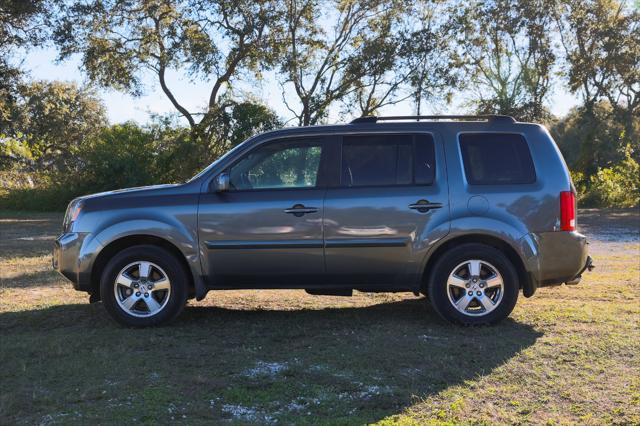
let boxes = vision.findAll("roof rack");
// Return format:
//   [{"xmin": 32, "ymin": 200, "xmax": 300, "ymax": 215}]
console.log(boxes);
[{"xmin": 350, "ymin": 115, "xmax": 516, "ymax": 124}]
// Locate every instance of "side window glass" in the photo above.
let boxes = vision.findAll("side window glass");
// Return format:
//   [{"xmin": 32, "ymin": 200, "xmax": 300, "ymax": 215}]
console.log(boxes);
[
  {"xmin": 459, "ymin": 133, "xmax": 536, "ymax": 185},
  {"xmin": 415, "ymin": 134, "xmax": 436, "ymax": 185},
  {"xmin": 341, "ymin": 134, "xmax": 436, "ymax": 187},
  {"xmin": 341, "ymin": 135, "xmax": 412, "ymax": 186},
  {"xmin": 229, "ymin": 141, "xmax": 322, "ymax": 190}
]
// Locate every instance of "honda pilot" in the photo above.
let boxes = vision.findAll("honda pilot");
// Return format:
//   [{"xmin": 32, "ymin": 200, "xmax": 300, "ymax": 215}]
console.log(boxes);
[{"xmin": 53, "ymin": 115, "xmax": 593, "ymax": 326}]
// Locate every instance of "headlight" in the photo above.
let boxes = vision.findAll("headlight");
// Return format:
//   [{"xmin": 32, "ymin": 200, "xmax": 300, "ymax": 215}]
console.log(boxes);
[{"xmin": 63, "ymin": 199, "xmax": 83, "ymax": 232}]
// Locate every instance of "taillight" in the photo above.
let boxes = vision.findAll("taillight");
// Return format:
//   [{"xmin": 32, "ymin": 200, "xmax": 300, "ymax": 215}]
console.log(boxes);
[{"xmin": 560, "ymin": 191, "xmax": 575, "ymax": 231}]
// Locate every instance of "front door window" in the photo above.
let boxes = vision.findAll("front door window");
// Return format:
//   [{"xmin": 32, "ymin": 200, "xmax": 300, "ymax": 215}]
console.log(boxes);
[{"xmin": 229, "ymin": 142, "xmax": 323, "ymax": 190}]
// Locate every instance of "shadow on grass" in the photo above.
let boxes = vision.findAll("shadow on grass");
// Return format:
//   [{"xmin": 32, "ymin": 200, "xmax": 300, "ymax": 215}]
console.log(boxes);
[{"xmin": 0, "ymin": 298, "xmax": 542, "ymax": 423}]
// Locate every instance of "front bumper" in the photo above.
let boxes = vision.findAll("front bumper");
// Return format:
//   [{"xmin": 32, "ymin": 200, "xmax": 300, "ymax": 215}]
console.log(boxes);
[{"xmin": 53, "ymin": 232, "xmax": 93, "ymax": 291}]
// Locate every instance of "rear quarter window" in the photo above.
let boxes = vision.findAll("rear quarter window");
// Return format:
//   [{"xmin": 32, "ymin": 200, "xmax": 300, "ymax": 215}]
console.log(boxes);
[{"xmin": 459, "ymin": 133, "xmax": 536, "ymax": 185}]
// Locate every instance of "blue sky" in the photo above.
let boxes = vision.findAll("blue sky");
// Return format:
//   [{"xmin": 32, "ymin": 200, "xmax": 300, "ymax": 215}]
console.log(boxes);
[{"xmin": 23, "ymin": 46, "xmax": 580, "ymax": 126}]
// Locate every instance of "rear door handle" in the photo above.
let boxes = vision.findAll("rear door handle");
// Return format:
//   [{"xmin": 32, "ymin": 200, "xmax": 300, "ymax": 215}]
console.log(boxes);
[
  {"xmin": 284, "ymin": 204, "xmax": 319, "ymax": 217},
  {"xmin": 408, "ymin": 200, "xmax": 443, "ymax": 213}
]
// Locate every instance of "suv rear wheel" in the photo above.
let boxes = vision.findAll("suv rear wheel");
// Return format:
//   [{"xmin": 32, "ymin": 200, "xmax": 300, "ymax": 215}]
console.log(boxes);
[
  {"xmin": 427, "ymin": 243, "xmax": 519, "ymax": 325},
  {"xmin": 100, "ymin": 245, "xmax": 188, "ymax": 327}
]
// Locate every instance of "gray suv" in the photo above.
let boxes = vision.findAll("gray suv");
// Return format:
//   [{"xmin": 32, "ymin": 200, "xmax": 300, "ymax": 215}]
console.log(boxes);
[{"xmin": 53, "ymin": 115, "xmax": 592, "ymax": 327}]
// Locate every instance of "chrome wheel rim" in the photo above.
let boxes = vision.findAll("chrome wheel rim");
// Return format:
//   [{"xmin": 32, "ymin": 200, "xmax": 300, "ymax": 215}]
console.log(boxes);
[
  {"xmin": 114, "ymin": 261, "xmax": 171, "ymax": 318},
  {"xmin": 446, "ymin": 260, "xmax": 504, "ymax": 317}
]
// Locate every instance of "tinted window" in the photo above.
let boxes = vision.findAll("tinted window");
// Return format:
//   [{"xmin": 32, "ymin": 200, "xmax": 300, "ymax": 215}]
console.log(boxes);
[
  {"xmin": 341, "ymin": 134, "xmax": 435, "ymax": 187},
  {"xmin": 415, "ymin": 134, "xmax": 436, "ymax": 185},
  {"xmin": 229, "ymin": 140, "xmax": 322, "ymax": 190},
  {"xmin": 459, "ymin": 133, "xmax": 535, "ymax": 185}
]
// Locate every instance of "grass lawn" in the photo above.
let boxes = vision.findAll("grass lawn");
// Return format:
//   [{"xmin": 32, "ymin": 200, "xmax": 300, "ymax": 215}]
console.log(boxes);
[{"xmin": 0, "ymin": 209, "xmax": 638, "ymax": 425}]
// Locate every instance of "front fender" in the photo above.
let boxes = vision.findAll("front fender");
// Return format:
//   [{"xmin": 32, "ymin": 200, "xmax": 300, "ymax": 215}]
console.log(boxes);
[{"xmin": 87, "ymin": 219, "xmax": 204, "ymax": 299}]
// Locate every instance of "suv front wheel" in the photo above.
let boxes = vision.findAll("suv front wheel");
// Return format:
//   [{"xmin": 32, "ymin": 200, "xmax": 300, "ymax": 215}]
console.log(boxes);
[
  {"xmin": 100, "ymin": 245, "xmax": 188, "ymax": 327},
  {"xmin": 428, "ymin": 243, "xmax": 519, "ymax": 325}
]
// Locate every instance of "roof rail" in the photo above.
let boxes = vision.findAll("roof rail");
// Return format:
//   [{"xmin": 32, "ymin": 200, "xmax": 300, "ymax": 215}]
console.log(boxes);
[{"xmin": 350, "ymin": 115, "xmax": 516, "ymax": 124}]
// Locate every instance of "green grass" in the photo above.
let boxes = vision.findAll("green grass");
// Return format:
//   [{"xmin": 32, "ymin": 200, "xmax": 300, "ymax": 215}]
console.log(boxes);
[{"xmin": 0, "ymin": 211, "xmax": 638, "ymax": 424}]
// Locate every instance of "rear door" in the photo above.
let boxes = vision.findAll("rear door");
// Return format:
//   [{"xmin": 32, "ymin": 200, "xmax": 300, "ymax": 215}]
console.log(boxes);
[
  {"xmin": 198, "ymin": 136, "xmax": 328, "ymax": 287},
  {"xmin": 323, "ymin": 132, "xmax": 450, "ymax": 287}
]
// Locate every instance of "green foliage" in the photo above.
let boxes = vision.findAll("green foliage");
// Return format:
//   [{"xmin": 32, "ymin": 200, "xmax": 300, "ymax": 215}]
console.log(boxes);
[
  {"xmin": 74, "ymin": 123, "xmax": 157, "ymax": 192},
  {"xmin": 0, "ymin": 137, "xmax": 33, "ymax": 170},
  {"xmin": 279, "ymin": 0, "xmax": 409, "ymax": 125},
  {"xmin": 454, "ymin": 0, "xmax": 555, "ymax": 122},
  {"xmin": 147, "ymin": 123, "xmax": 198, "ymax": 184},
  {"xmin": 583, "ymin": 146, "xmax": 640, "ymax": 208},
  {"xmin": 570, "ymin": 170, "xmax": 588, "ymax": 203},
  {"xmin": 1, "ymin": 0, "xmax": 61, "ymax": 129},
  {"xmin": 552, "ymin": 102, "xmax": 637, "ymax": 176},
  {"xmin": 558, "ymin": 0, "xmax": 639, "ymax": 116},
  {"xmin": 2, "ymin": 123, "xmax": 158, "ymax": 211},
  {"xmin": 55, "ymin": 0, "xmax": 285, "ymax": 143},
  {"xmin": 1, "ymin": 81, "xmax": 108, "ymax": 173},
  {"xmin": 1, "ymin": 98, "xmax": 281, "ymax": 210},
  {"xmin": 553, "ymin": 99, "xmax": 639, "ymax": 208},
  {"xmin": 0, "ymin": 184, "xmax": 81, "ymax": 211}
]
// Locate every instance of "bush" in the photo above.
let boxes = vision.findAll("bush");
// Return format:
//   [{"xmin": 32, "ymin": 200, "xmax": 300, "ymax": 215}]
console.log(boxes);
[
  {"xmin": 74, "ymin": 122, "xmax": 157, "ymax": 192},
  {"xmin": 582, "ymin": 145, "xmax": 640, "ymax": 208},
  {"xmin": 0, "ymin": 185, "xmax": 81, "ymax": 211},
  {"xmin": 0, "ymin": 123, "xmax": 162, "ymax": 211}
]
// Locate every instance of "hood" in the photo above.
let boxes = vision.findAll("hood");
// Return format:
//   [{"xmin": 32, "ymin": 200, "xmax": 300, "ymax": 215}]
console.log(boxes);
[{"xmin": 76, "ymin": 184, "xmax": 182, "ymax": 202}]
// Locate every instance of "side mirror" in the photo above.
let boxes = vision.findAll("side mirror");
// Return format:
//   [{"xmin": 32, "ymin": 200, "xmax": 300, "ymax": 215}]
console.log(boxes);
[{"xmin": 214, "ymin": 172, "xmax": 230, "ymax": 192}]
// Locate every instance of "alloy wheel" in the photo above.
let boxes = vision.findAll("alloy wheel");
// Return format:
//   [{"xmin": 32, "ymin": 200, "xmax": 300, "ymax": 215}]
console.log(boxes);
[
  {"xmin": 113, "ymin": 261, "xmax": 171, "ymax": 318},
  {"xmin": 446, "ymin": 259, "xmax": 504, "ymax": 316}
]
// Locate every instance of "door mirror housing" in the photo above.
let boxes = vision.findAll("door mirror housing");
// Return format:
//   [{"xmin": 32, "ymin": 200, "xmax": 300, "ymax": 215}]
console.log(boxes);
[{"xmin": 214, "ymin": 172, "xmax": 230, "ymax": 192}]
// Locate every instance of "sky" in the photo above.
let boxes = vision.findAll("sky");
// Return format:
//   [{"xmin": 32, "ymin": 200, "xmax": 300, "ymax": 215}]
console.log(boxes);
[{"xmin": 22, "ymin": 46, "xmax": 581, "ymax": 126}]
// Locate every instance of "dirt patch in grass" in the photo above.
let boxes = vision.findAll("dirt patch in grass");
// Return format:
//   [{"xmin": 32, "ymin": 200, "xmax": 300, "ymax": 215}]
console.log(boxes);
[{"xmin": 0, "ymin": 209, "xmax": 638, "ymax": 424}]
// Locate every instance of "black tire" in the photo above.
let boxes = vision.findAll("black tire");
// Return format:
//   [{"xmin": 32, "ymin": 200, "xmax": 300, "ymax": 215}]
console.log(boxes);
[
  {"xmin": 427, "ymin": 243, "xmax": 519, "ymax": 325},
  {"xmin": 100, "ymin": 245, "xmax": 188, "ymax": 327}
]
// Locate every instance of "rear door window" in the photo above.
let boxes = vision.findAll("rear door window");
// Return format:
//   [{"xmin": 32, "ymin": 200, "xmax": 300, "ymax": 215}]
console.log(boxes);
[
  {"xmin": 459, "ymin": 133, "xmax": 535, "ymax": 185},
  {"xmin": 341, "ymin": 134, "xmax": 435, "ymax": 187}
]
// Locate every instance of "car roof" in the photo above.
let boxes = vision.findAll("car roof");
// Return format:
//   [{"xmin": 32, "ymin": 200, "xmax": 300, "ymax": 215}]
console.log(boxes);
[{"xmin": 251, "ymin": 118, "xmax": 542, "ymax": 144}]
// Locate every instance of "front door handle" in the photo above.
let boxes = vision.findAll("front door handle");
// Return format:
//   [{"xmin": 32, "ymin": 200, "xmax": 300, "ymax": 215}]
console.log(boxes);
[
  {"xmin": 408, "ymin": 200, "xmax": 443, "ymax": 213},
  {"xmin": 284, "ymin": 204, "xmax": 319, "ymax": 217}
]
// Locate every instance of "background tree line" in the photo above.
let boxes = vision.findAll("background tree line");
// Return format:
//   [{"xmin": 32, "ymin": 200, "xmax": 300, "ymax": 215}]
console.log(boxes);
[{"xmin": 0, "ymin": 0, "xmax": 638, "ymax": 210}]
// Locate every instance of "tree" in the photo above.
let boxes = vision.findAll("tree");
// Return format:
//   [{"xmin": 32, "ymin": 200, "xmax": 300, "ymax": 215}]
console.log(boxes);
[
  {"xmin": 554, "ymin": 0, "xmax": 639, "ymax": 146},
  {"xmin": 78, "ymin": 123, "xmax": 157, "ymax": 192},
  {"xmin": 551, "ymin": 101, "xmax": 637, "ymax": 175},
  {"xmin": 454, "ymin": 0, "xmax": 556, "ymax": 121},
  {"xmin": 399, "ymin": 2, "xmax": 461, "ymax": 115},
  {"xmin": 149, "ymin": 99, "xmax": 281, "ymax": 181},
  {"xmin": 55, "ymin": 0, "xmax": 285, "ymax": 144},
  {"xmin": 2, "ymin": 81, "xmax": 107, "ymax": 173},
  {"xmin": 0, "ymin": 0, "xmax": 58, "ymax": 128},
  {"xmin": 279, "ymin": 0, "xmax": 405, "ymax": 125},
  {"xmin": 343, "ymin": 17, "xmax": 406, "ymax": 117}
]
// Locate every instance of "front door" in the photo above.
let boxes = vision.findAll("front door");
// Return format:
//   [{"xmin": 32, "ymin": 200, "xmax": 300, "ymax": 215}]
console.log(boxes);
[
  {"xmin": 198, "ymin": 137, "xmax": 327, "ymax": 287},
  {"xmin": 323, "ymin": 132, "xmax": 450, "ymax": 287}
]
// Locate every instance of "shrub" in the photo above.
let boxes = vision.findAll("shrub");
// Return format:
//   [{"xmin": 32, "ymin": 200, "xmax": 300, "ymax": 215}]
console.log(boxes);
[
  {"xmin": 570, "ymin": 170, "xmax": 588, "ymax": 204},
  {"xmin": 584, "ymin": 145, "xmax": 640, "ymax": 208},
  {"xmin": 0, "ymin": 123, "xmax": 161, "ymax": 211},
  {"xmin": 0, "ymin": 184, "xmax": 81, "ymax": 211},
  {"xmin": 74, "ymin": 122, "xmax": 157, "ymax": 192}
]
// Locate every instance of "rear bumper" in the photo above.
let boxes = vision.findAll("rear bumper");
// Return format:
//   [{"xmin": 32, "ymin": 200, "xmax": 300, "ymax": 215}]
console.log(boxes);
[
  {"xmin": 520, "ymin": 231, "xmax": 591, "ymax": 292},
  {"xmin": 565, "ymin": 256, "xmax": 594, "ymax": 285}
]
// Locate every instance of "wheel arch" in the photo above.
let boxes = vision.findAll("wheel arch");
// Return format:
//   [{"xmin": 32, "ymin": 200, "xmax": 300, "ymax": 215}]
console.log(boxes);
[
  {"xmin": 421, "ymin": 233, "xmax": 535, "ymax": 297},
  {"xmin": 90, "ymin": 235, "xmax": 196, "ymax": 300}
]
